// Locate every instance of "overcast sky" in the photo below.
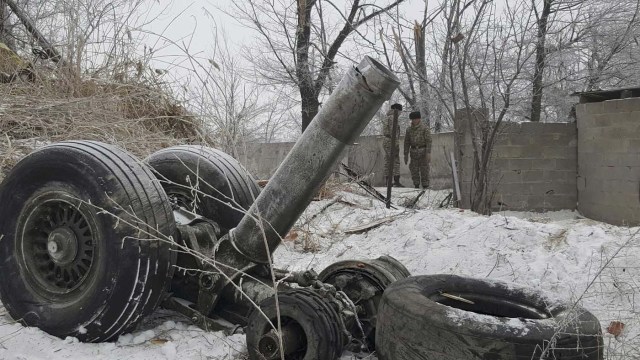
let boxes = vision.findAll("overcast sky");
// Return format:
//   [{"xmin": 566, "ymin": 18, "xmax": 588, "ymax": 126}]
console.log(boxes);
[{"xmin": 139, "ymin": 0, "xmax": 433, "ymax": 72}]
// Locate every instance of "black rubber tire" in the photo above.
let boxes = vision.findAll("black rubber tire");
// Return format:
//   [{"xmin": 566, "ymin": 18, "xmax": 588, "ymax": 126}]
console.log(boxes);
[
  {"xmin": 146, "ymin": 145, "xmax": 260, "ymax": 231},
  {"xmin": 318, "ymin": 256, "xmax": 410, "ymax": 349},
  {"xmin": 246, "ymin": 289, "xmax": 344, "ymax": 360},
  {"xmin": 376, "ymin": 274, "xmax": 603, "ymax": 360},
  {"xmin": 0, "ymin": 141, "xmax": 176, "ymax": 342}
]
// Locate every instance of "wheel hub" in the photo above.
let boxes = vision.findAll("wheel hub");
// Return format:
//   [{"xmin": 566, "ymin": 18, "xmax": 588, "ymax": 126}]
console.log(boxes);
[
  {"xmin": 19, "ymin": 198, "xmax": 97, "ymax": 294},
  {"xmin": 47, "ymin": 227, "xmax": 78, "ymax": 265}
]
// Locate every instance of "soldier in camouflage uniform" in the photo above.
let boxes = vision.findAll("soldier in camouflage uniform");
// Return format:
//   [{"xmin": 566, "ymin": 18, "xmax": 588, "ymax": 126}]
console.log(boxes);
[
  {"xmin": 404, "ymin": 111, "xmax": 431, "ymax": 188},
  {"xmin": 383, "ymin": 103, "xmax": 404, "ymax": 187}
]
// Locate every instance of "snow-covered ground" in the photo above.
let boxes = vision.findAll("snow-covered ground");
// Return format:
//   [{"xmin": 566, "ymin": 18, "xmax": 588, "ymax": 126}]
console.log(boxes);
[{"xmin": 1, "ymin": 186, "xmax": 638, "ymax": 359}]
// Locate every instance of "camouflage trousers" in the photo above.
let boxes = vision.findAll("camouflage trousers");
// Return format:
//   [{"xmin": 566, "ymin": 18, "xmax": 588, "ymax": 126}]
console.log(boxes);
[
  {"xmin": 409, "ymin": 148, "xmax": 430, "ymax": 188},
  {"xmin": 383, "ymin": 138, "xmax": 400, "ymax": 177}
]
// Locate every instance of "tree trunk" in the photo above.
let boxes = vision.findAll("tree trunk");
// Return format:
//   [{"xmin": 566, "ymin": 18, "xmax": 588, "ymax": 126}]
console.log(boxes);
[
  {"xmin": 414, "ymin": 22, "xmax": 430, "ymax": 128},
  {"xmin": 0, "ymin": 1, "xmax": 15, "ymax": 50},
  {"xmin": 300, "ymin": 91, "xmax": 320, "ymax": 132},
  {"xmin": 530, "ymin": 0, "xmax": 552, "ymax": 123}
]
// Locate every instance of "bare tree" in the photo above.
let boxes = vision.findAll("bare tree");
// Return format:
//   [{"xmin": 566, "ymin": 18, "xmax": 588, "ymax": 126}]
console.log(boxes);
[
  {"xmin": 378, "ymin": 2, "xmax": 443, "ymax": 129},
  {"xmin": 455, "ymin": 0, "xmax": 535, "ymax": 214},
  {"xmin": 581, "ymin": 0, "xmax": 640, "ymax": 90},
  {"xmin": 230, "ymin": 0, "xmax": 406, "ymax": 132},
  {"xmin": 0, "ymin": 1, "xmax": 16, "ymax": 50},
  {"xmin": 529, "ymin": 0, "xmax": 590, "ymax": 122}
]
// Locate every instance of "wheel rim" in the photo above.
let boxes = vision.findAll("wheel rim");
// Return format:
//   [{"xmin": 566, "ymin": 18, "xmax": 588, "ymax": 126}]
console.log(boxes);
[
  {"xmin": 257, "ymin": 317, "xmax": 307, "ymax": 360},
  {"xmin": 164, "ymin": 184, "xmax": 199, "ymax": 212},
  {"xmin": 18, "ymin": 194, "xmax": 97, "ymax": 297}
]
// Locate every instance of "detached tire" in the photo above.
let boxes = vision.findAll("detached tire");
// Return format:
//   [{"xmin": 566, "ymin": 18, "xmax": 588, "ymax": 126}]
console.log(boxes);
[
  {"xmin": 246, "ymin": 289, "xmax": 345, "ymax": 360},
  {"xmin": 376, "ymin": 275, "xmax": 603, "ymax": 359},
  {"xmin": 0, "ymin": 141, "xmax": 176, "ymax": 342},
  {"xmin": 146, "ymin": 145, "xmax": 260, "ymax": 232}
]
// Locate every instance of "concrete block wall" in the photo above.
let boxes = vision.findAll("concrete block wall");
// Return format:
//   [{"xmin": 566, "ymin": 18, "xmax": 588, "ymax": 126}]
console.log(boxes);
[
  {"xmin": 576, "ymin": 99, "xmax": 640, "ymax": 226},
  {"xmin": 236, "ymin": 134, "xmax": 455, "ymax": 190},
  {"xmin": 236, "ymin": 142, "xmax": 294, "ymax": 180},
  {"xmin": 455, "ymin": 110, "xmax": 578, "ymax": 211}
]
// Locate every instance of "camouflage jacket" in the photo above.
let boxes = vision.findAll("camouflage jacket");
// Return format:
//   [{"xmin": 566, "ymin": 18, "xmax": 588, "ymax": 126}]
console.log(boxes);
[
  {"xmin": 383, "ymin": 110, "xmax": 401, "ymax": 141},
  {"xmin": 404, "ymin": 122, "xmax": 431, "ymax": 156}
]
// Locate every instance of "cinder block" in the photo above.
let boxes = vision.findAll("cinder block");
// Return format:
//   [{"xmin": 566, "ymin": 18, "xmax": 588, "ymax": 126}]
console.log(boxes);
[
  {"xmin": 545, "ymin": 132, "xmax": 577, "ymax": 147},
  {"xmin": 616, "ymin": 98, "xmax": 640, "ymax": 113},
  {"xmin": 575, "ymin": 104, "xmax": 589, "ymax": 119},
  {"xmin": 495, "ymin": 170, "xmax": 523, "ymax": 184},
  {"xmin": 532, "ymin": 159, "xmax": 557, "ymax": 170},
  {"xmin": 578, "ymin": 127, "xmax": 601, "ymax": 142},
  {"xmin": 603, "ymin": 179, "xmax": 639, "ymax": 194},
  {"xmin": 602, "ymin": 127, "xmax": 633, "ymax": 139},
  {"xmin": 586, "ymin": 203, "xmax": 640, "ymax": 226},
  {"xmin": 527, "ymin": 194, "xmax": 577, "ymax": 211},
  {"xmin": 592, "ymin": 114, "xmax": 618, "ymax": 128},
  {"xmin": 509, "ymin": 159, "xmax": 533, "ymax": 170},
  {"xmin": 577, "ymin": 152, "xmax": 604, "ymax": 168},
  {"xmin": 577, "ymin": 140, "xmax": 598, "ymax": 154},
  {"xmin": 617, "ymin": 111, "xmax": 640, "ymax": 124},
  {"xmin": 522, "ymin": 170, "xmax": 545, "ymax": 182},
  {"xmin": 546, "ymin": 183, "xmax": 578, "ymax": 196},
  {"xmin": 577, "ymin": 115, "xmax": 594, "ymax": 129},
  {"xmin": 555, "ymin": 158, "xmax": 577, "ymax": 171},
  {"xmin": 598, "ymin": 139, "xmax": 630, "ymax": 153},
  {"xmin": 538, "ymin": 123, "xmax": 576, "ymax": 134},
  {"xmin": 546, "ymin": 195, "xmax": 578, "ymax": 210},
  {"xmin": 601, "ymin": 101, "xmax": 620, "ymax": 114},
  {"xmin": 497, "ymin": 146, "xmax": 527, "ymax": 158},
  {"xmin": 527, "ymin": 183, "xmax": 562, "ymax": 195},
  {"xmin": 543, "ymin": 170, "xmax": 577, "ymax": 183},
  {"xmin": 583, "ymin": 102, "xmax": 605, "ymax": 115},
  {"xmin": 580, "ymin": 177, "xmax": 605, "ymax": 192},
  {"xmin": 491, "ymin": 158, "xmax": 510, "ymax": 169},
  {"xmin": 498, "ymin": 182, "xmax": 531, "ymax": 195},
  {"xmin": 508, "ymin": 136, "xmax": 534, "ymax": 146},
  {"xmin": 599, "ymin": 166, "xmax": 631, "ymax": 180},
  {"xmin": 542, "ymin": 146, "xmax": 574, "ymax": 159},
  {"xmin": 494, "ymin": 194, "xmax": 529, "ymax": 210},
  {"xmin": 604, "ymin": 153, "xmax": 640, "ymax": 167},
  {"xmin": 520, "ymin": 145, "xmax": 545, "ymax": 158}
]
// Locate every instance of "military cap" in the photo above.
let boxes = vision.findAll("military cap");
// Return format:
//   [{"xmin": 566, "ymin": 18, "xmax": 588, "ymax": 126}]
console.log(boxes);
[
  {"xmin": 391, "ymin": 103, "xmax": 403, "ymax": 111},
  {"xmin": 409, "ymin": 111, "xmax": 421, "ymax": 119}
]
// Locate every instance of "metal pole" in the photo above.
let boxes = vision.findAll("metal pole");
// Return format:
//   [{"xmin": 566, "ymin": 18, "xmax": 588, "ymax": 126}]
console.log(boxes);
[
  {"xmin": 385, "ymin": 109, "xmax": 399, "ymax": 209},
  {"xmin": 229, "ymin": 57, "xmax": 400, "ymax": 264}
]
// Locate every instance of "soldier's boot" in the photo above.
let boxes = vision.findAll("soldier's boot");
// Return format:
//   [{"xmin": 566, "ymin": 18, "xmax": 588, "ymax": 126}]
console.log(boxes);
[
  {"xmin": 422, "ymin": 183, "xmax": 430, "ymax": 189},
  {"xmin": 393, "ymin": 176, "xmax": 404, "ymax": 187},
  {"xmin": 413, "ymin": 182, "xmax": 420, "ymax": 189}
]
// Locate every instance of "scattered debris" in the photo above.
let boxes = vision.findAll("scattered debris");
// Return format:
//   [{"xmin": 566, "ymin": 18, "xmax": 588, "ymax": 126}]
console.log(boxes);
[
  {"xmin": 607, "ymin": 321, "xmax": 625, "ymax": 339},
  {"xmin": 301, "ymin": 196, "xmax": 343, "ymax": 226},
  {"xmin": 341, "ymin": 162, "xmax": 396, "ymax": 209},
  {"xmin": 404, "ymin": 189, "xmax": 426, "ymax": 208},
  {"xmin": 344, "ymin": 215, "xmax": 399, "ymax": 234}
]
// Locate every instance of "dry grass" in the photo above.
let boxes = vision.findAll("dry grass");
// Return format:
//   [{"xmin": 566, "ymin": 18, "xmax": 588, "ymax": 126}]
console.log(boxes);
[{"xmin": 0, "ymin": 74, "xmax": 213, "ymax": 181}]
